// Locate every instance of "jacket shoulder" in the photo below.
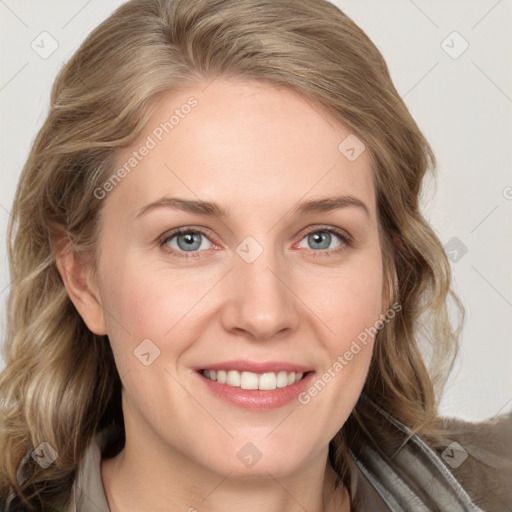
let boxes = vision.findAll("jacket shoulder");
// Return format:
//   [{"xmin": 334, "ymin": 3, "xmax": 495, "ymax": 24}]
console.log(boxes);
[{"xmin": 433, "ymin": 411, "xmax": 512, "ymax": 512}]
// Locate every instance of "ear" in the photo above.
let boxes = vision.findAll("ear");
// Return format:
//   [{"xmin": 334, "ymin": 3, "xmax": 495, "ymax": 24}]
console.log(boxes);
[{"xmin": 54, "ymin": 234, "xmax": 107, "ymax": 336}]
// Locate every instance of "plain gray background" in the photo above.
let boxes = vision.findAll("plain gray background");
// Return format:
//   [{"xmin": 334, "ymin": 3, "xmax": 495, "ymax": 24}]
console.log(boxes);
[{"xmin": 0, "ymin": 0, "xmax": 511, "ymax": 422}]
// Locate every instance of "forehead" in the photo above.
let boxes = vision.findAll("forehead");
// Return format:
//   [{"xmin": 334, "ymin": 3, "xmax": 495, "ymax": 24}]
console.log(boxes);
[{"xmin": 106, "ymin": 78, "xmax": 376, "ymax": 221}]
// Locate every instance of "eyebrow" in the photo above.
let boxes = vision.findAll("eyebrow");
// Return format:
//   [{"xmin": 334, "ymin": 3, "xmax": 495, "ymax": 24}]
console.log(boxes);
[{"xmin": 136, "ymin": 194, "xmax": 370, "ymax": 219}]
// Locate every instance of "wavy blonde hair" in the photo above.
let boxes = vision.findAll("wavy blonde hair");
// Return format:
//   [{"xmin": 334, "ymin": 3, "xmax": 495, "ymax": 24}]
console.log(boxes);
[{"xmin": 0, "ymin": 0, "xmax": 463, "ymax": 509}]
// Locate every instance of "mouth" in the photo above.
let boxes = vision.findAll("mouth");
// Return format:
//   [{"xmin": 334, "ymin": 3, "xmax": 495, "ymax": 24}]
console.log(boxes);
[
  {"xmin": 199, "ymin": 369, "xmax": 309, "ymax": 391},
  {"xmin": 193, "ymin": 362, "xmax": 315, "ymax": 410}
]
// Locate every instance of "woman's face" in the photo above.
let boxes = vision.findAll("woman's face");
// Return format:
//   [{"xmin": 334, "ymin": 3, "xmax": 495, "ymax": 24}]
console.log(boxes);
[{"xmin": 88, "ymin": 78, "xmax": 387, "ymax": 477}]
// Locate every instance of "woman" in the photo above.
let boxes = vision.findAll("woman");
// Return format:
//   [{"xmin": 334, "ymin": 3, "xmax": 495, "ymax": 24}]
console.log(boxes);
[{"xmin": 0, "ymin": 0, "xmax": 510, "ymax": 510}]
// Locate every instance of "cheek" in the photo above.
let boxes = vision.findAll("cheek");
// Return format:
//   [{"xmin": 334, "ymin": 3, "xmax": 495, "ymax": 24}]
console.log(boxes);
[
  {"xmin": 298, "ymin": 254, "xmax": 384, "ymax": 347},
  {"xmin": 294, "ymin": 264, "xmax": 383, "ymax": 442},
  {"xmin": 98, "ymin": 259, "xmax": 214, "ymax": 368}
]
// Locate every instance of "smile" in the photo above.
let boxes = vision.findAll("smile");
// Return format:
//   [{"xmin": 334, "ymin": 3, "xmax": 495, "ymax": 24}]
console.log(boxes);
[{"xmin": 200, "ymin": 369, "xmax": 305, "ymax": 390}]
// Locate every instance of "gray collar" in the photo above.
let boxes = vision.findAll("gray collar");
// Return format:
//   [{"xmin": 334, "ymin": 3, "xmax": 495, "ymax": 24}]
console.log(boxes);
[{"xmin": 349, "ymin": 398, "xmax": 484, "ymax": 511}]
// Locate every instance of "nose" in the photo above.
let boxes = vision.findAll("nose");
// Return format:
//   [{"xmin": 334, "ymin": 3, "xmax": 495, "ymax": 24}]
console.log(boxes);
[{"xmin": 220, "ymin": 245, "xmax": 301, "ymax": 341}]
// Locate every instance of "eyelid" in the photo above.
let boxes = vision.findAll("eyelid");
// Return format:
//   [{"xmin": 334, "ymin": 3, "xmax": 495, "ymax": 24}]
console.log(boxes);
[
  {"xmin": 299, "ymin": 224, "xmax": 353, "ymax": 244},
  {"xmin": 157, "ymin": 226, "xmax": 217, "ymax": 245}
]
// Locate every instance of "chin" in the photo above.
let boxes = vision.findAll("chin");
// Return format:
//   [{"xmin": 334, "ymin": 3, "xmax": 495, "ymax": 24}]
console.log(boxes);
[{"xmin": 188, "ymin": 437, "xmax": 313, "ymax": 479}]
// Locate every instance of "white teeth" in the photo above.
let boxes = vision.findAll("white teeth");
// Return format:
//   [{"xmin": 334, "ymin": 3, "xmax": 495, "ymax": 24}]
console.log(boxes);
[
  {"xmin": 226, "ymin": 370, "xmax": 240, "ymax": 387},
  {"xmin": 258, "ymin": 372, "xmax": 277, "ymax": 390},
  {"xmin": 201, "ymin": 369, "xmax": 306, "ymax": 390},
  {"xmin": 276, "ymin": 371, "xmax": 289, "ymax": 388},
  {"xmin": 240, "ymin": 371, "xmax": 259, "ymax": 390}
]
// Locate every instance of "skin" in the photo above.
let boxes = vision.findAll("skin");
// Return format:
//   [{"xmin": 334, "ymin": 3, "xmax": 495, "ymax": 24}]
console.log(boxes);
[{"xmin": 57, "ymin": 78, "xmax": 389, "ymax": 512}]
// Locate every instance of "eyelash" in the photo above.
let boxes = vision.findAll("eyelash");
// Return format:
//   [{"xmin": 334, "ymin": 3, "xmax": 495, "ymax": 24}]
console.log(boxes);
[{"xmin": 158, "ymin": 225, "xmax": 353, "ymax": 260}]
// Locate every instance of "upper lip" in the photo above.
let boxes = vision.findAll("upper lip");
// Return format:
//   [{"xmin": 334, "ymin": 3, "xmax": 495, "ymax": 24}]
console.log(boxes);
[{"xmin": 194, "ymin": 360, "xmax": 314, "ymax": 374}]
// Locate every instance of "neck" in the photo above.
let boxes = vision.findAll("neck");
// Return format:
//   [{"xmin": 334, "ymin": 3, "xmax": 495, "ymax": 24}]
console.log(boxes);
[{"xmin": 101, "ymin": 433, "xmax": 349, "ymax": 512}]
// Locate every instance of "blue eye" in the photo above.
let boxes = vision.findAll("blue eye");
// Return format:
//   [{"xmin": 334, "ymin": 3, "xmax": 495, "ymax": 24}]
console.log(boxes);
[
  {"xmin": 158, "ymin": 226, "xmax": 352, "ymax": 260},
  {"xmin": 300, "ymin": 229, "xmax": 342, "ymax": 250},
  {"xmin": 159, "ymin": 229, "xmax": 213, "ymax": 258},
  {"xmin": 297, "ymin": 227, "xmax": 352, "ymax": 257}
]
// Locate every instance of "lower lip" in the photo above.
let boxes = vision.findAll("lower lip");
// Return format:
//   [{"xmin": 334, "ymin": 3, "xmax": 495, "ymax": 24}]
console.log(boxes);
[{"xmin": 195, "ymin": 371, "xmax": 315, "ymax": 410}]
